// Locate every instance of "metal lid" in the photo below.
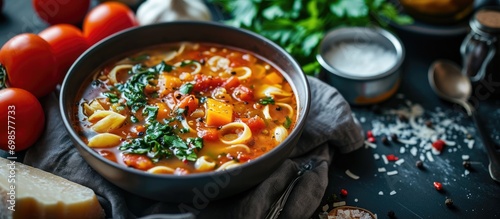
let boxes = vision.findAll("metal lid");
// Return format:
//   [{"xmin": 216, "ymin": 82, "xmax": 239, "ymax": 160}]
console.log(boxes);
[{"xmin": 470, "ymin": 6, "xmax": 500, "ymax": 35}]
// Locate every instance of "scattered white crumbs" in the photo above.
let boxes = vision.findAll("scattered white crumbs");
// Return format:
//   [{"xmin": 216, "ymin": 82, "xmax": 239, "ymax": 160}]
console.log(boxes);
[
  {"xmin": 395, "ymin": 159, "xmax": 405, "ymax": 166},
  {"xmin": 390, "ymin": 190, "xmax": 397, "ymax": 195},
  {"xmin": 345, "ymin": 169, "xmax": 360, "ymax": 180},
  {"xmin": 387, "ymin": 170, "xmax": 398, "ymax": 176},
  {"xmin": 468, "ymin": 140, "xmax": 475, "ymax": 149},
  {"xmin": 378, "ymin": 191, "xmax": 384, "ymax": 195},
  {"xmin": 333, "ymin": 201, "xmax": 346, "ymax": 207},
  {"xmin": 426, "ymin": 151, "xmax": 435, "ymax": 162},
  {"xmin": 382, "ymin": 155, "xmax": 389, "ymax": 164},
  {"xmin": 354, "ymin": 198, "xmax": 358, "ymax": 202},
  {"xmin": 462, "ymin": 155, "xmax": 470, "ymax": 160},
  {"xmin": 410, "ymin": 147, "xmax": 418, "ymax": 156},
  {"xmin": 365, "ymin": 140, "xmax": 377, "ymax": 149},
  {"xmin": 373, "ymin": 153, "xmax": 380, "ymax": 160},
  {"xmin": 378, "ymin": 167, "xmax": 386, "ymax": 172}
]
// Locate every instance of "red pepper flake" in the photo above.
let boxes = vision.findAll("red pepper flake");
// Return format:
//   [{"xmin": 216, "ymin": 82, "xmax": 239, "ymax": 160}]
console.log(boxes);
[
  {"xmin": 340, "ymin": 189, "xmax": 348, "ymax": 197},
  {"xmin": 366, "ymin": 130, "xmax": 374, "ymax": 138},
  {"xmin": 368, "ymin": 137, "xmax": 376, "ymax": 143},
  {"xmin": 386, "ymin": 154, "xmax": 399, "ymax": 161},
  {"xmin": 433, "ymin": 181, "xmax": 443, "ymax": 191},
  {"xmin": 432, "ymin": 139, "xmax": 446, "ymax": 152}
]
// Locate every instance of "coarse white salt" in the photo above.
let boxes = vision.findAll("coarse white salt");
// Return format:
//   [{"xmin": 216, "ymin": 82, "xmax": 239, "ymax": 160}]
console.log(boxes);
[
  {"xmin": 468, "ymin": 140, "xmax": 475, "ymax": 149},
  {"xmin": 378, "ymin": 191, "xmax": 384, "ymax": 195},
  {"xmin": 373, "ymin": 153, "xmax": 380, "ymax": 160},
  {"xmin": 400, "ymin": 147, "xmax": 406, "ymax": 154},
  {"xmin": 387, "ymin": 170, "xmax": 398, "ymax": 176},
  {"xmin": 426, "ymin": 151, "xmax": 435, "ymax": 162},
  {"xmin": 378, "ymin": 167, "xmax": 387, "ymax": 172},
  {"xmin": 398, "ymin": 138, "xmax": 418, "ymax": 145},
  {"xmin": 420, "ymin": 153, "xmax": 426, "ymax": 161},
  {"xmin": 345, "ymin": 169, "xmax": 360, "ymax": 180},
  {"xmin": 360, "ymin": 117, "xmax": 366, "ymax": 123},
  {"xmin": 462, "ymin": 155, "xmax": 470, "ymax": 160},
  {"xmin": 382, "ymin": 154, "xmax": 389, "ymax": 164},
  {"xmin": 324, "ymin": 42, "xmax": 397, "ymax": 77},
  {"xmin": 410, "ymin": 147, "xmax": 418, "ymax": 156},
  {"xmin": 464, "ymin": 169, "xmax": 470, "ymax": 176},
  {"xmin": 390, "ymin": 190, "xmax": 397, "ymax": 195},
  {"xmin": 354, "ymin": 198, "xmax": 359, "ymax": 202},
  {"xmin": 395, "ymin": 159, "xmax": 405, "ymax": 165}
]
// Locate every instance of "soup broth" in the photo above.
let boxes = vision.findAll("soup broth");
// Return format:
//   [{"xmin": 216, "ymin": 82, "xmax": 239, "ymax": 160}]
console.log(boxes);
[{"xmin": 74, "ymin": 42, "xmax": 298, "ymax": 175}]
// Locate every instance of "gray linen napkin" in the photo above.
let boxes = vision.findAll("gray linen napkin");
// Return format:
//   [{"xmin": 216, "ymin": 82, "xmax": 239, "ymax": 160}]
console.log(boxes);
[{"xmin": 23, "ymin": 76, "xmax": 364, "ymax": 219}]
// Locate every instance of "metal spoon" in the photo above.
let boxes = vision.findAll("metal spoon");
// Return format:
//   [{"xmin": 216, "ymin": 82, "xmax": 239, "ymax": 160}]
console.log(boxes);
[{"xmin": 428, "ymin": 59, "xmax": 500, "ymax": 182}]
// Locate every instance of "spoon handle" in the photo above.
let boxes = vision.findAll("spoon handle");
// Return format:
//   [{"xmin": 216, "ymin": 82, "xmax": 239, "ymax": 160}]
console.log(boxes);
[{"xmin": 471, "ymin": 110, "xmax": 500, "ymax": 182}]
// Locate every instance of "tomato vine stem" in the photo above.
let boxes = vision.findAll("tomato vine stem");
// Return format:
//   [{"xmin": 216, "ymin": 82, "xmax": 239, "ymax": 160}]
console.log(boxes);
[{"xmin": 0, "ymin": 64, "xmax": 7, "ymax": 89}]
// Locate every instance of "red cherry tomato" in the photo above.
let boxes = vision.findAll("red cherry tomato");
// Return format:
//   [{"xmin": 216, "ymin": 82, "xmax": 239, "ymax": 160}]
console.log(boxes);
[
  {"xmin": 32, "ymin": 0, "xmax": 90, "ymax": 25},
  {"xmin": 39, "ymin": 24, "xmax": 89, "ymax": 83},
  {"xmin": 0, "ymin": 88, "xmax": 45, "ymax": 152},
  {"xmin": 0, "ymin": 33, "xmax": 58, "ymax": 98},
  {"xmin": 83, "ymin": 2, "xmax": 138, "ymax": 46}
]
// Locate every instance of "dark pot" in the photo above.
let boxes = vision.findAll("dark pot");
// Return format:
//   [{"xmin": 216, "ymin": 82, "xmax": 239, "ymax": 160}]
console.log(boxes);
[{"xmin": 59, "ymin": 21, "xmax": 310, "ymax": 203}]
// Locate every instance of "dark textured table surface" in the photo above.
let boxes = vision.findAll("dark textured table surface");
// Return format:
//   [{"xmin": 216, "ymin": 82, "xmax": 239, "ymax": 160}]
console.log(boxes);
[{"xmin": 1, "ymin": 1, "xmax": 499, "ymax": 218}]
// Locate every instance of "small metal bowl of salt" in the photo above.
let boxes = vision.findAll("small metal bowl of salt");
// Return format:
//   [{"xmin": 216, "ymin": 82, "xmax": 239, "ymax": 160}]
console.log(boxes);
[{"xmin": 317, "ymin": 27, "xmax": 405, "ymax": 105}]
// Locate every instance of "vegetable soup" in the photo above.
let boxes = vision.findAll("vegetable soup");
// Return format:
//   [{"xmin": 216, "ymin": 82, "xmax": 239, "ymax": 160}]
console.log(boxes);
[{"xmin": 74, "ymin": 42, "xmax": 297, "ymax": 175}]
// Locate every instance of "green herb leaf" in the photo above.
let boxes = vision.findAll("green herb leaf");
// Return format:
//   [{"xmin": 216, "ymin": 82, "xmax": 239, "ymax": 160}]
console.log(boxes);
[
  {"xmin": 130, "ymin": 115, "xmax": 139, "ymax": 123},
  {"xmin": 103, "ymin": 92, "xmax": 119, "ymax": 103},
  {"xmin": 284, "ymin": 116, "xmax": 292, "ymax": 129},
  {"xmin": 143, "ymin": 105, "xmax": 158, "ymax": 123},
  {"xmin": 258, "ymin": 96, "xmax": 275, "ymax": 105},
  {"xmin": 179, "ymin": 83, "xmax": 194, "ymax": 95}
]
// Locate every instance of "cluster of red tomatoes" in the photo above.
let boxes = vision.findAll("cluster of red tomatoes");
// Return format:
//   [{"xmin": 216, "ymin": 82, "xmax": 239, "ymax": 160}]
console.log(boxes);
[{"xmin": 0, "ymin": 1, "xmax": 139, "ymax": 152}]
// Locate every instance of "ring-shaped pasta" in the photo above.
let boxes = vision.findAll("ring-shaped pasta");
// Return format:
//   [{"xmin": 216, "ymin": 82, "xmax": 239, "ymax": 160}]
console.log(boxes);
[
  {"xmin": 163, "ymin": 50, "xmax": 178, "ymax": 62},
  {"xmin": 273, "ymin": 125, "xmax": 289, "ymax": 143},
  {"xmin": 108, "ymin": 64, "xmax": 133, "ymax": 84},
  {"xmin": 219, "ymin": 122, "xmax": 252, "ymax": 145},
  {"xmin": 194, "ymin": 156, "xmax": 216, "ymax": 171},
  {"xmin": 180, "ymin": 118, "xmax": 197, "ymax": 133},
  {"xmin": 225, "ymin": 144, "xmax": 251, "ymax": 153},
  {"xmin": 255, "ymin": 85, "xmax": 293, "ymax": 99},
  {"xmin": 262, "ymin": 103, "xmax": 295, "ymax": 120},
  {"xmin": 232, "ymin": 66, "xmax": 252, "ymax": 80},
  {"xmin": 215, "ymin": 160, "xmax": 240, "ymax": 171},
  {"xmin": 147, "ymin": 166, "xmax": 175, "ymax": 174},
  {"xmin": 173, "ymin": 61, "xmax": 202, "ymax": 74}
]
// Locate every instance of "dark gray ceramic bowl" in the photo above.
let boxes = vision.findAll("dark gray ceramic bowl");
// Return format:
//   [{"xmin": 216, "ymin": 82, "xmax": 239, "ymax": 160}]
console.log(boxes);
[{"xmin": 59, "ymin": 22, "xmax": 310, "ymax": 203}]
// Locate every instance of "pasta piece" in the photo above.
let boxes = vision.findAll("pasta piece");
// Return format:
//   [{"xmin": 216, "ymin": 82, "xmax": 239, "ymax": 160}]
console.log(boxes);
[
  {"xmin": 252, "ymin": 64, "xmax": 266, "ymax": 79},
  {"xmin": 273, "ymin": 125, "xmax": 289, "ymax": 143},
  {"xmin": 88, "ymin": 133, "xmax": 122, "ymax": 148},
  {"xmin": 216, "ymin": 160, "xmax": 240, "ymax": 171},
  {"xmin": 163, "ymin": 50, "xmax": 177, "ymax": 62},
  {"xmin": 190, "ymin": 108, "xmax": 204, "ymax": 118},
  {"xmin": 82, "ymin": 99, "xmax": 105, "ymax": 117},
  {"xmin": 147, "ymin": 166, "xmax": 175, "ymax": 174},
  {"xmin": 225, "ymin": 144, "xmax": 251, "ymax": 153},
  {"xmin": 232, "ymin": 66, "xmax": 252, "ymax": 80},
  {"xmin": 180, "ymin": 118, "xmax": 196, "ymax": 133},
  {"xmin": 255, "ymin": 84, "xmax": 293, "ymax": 99},
  {"xmin": 262, "ymin": 103, "xmax": 295, "ymax": 120},
  {"xmin": 90, "ymin": 111, "xmax": 127, "ymax": 133},
  {"xmin": 108, "ymin": 64, "xmax": 133, "ymax": 84},
  {"xmin": 219, "ymin": 122, "xmax": 252, "ymax": 144},
  {"xmin": 211, "ymin": 87, "xmax": 231, "ymax": 102},
  {"xmin": 194, "ymin": 156, "xmax": 216, "ymax": 172},
  {"xmin": 174, "ymin": 61, "xmax": 202, "ymax": 74}
]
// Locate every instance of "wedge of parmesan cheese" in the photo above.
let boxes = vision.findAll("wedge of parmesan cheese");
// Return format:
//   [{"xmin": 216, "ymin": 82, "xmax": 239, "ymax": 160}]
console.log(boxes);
[{"xmin": 0, "ymin": 158, "xmax": 104, "ymax": 219}]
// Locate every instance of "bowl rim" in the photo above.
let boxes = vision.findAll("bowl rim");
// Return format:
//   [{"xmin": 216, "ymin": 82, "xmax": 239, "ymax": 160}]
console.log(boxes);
[
  {"xmin": 316, "ymin": 26, "xmax": 405, "ymax": 81},
  {"xmin": 59, "ymin": 21, "xmax": 311, "ymax": 179}
]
